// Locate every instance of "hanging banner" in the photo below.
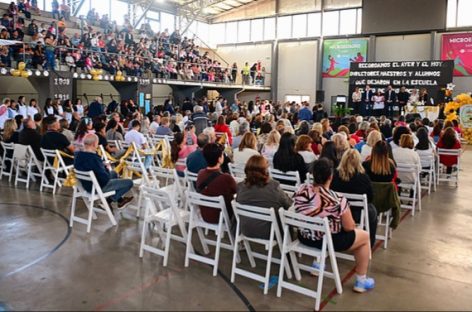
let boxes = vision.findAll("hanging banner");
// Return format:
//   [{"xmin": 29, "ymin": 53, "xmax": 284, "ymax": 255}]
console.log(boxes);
[
  {"xmin": 50, "ymin": 71, "xmax": 73, "ymax": 102},
  {"xmin": 460, "ymin": 104, "xmax": 472, "ymax": 128},
  {"xmin": 348, "ymin": 60, "xmax": 454, "ymax": 105},
  {"xmin": 441, "ymin": 33, "xmax": 472, "ymax": 77},
  {"xmin": 322, "ymin": 39, "xmax": 368, "ymax": 78}
]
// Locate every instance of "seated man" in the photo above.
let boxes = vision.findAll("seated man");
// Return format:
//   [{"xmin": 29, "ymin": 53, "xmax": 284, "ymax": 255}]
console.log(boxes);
[
  {"xmin": 19, "ymin": 117, "xmax": 44, "ymax": 162},
  {"xmin": 124, "ymin": 120, "xmax": 152, "ymax": 168},
  {"xmin": 196, "ymin": 143, "xmax": 237, "ymax": 224},
  {"xmin": 186, "ymin": 133, "xmax": 209, "ymax": 174},
  {"xmin": 155, "ymin": 116, "xmax": 173, "ymax": 136},
  {"xmin": 74, "ymin": 134, "xmax": 133, "ymax": 209},
  {"xmin": 40, "ymin": 116, "xmax": 75, "ymax": 165}
]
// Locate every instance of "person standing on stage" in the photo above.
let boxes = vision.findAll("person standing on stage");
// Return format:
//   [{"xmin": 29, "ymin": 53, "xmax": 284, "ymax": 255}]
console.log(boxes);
[
  {"xmin": 397, "ymin": 86, "xmax": 410, "ymax": 116},
  {"xmin": 384, "ymin": 85, "xmax": 397, "ymax": 118},
  {"xmin": 361, "ymin": 85, "xmax": 373, "ymax": 116},
  {"xmin": 352, "ymin": 87, "xmax": 362, "ymax": 115},
  {"xmin": 372, "ymin": 90, "xmax": 385, "ymax": 117}
]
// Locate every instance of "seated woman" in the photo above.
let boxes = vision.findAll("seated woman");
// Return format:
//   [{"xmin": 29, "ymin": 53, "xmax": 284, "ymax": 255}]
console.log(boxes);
[
  {"xmin": 320, "ymin": 141, "xmax": 340, "ymax": 168},
  {"xmin": 273, "ymin": 132, "xmax": 307, "ymax": 183},
  {"xmin": 233, "ymin": 132, "xmax": 260, "ymax": 166},
  {"xmin": 390, "ymin": 126, "xmax": 410, "ymax": 150},
  {"xmin": 293, "ymin": 158, "xmax": 374, "ymax": 293},
  {"xmin": 437, "ymin": 127, "xmax": 461, "ymax": 174},
  {"xmin": 392, "ymin": 134, "xmax": 421, "ymax": 184},
  {"xmin": 363, "ymin": 141, "xmax": 397, "ymax": 184},
  {"xmin": 415, "ymin": 127, "xmax": 435, "ymax": 169},
  {"xmin": 214, "ymin": 115, "xmax": 233, "ymax": 146},
  {"xmin": 261, "ymin": 129, "xmax": 280, "ymax": 162},
  {"xmin": 236, "ymin": 155, "xmax": 292, "ymax": 239},
  {"xmin": 295, "ymin": 134, "xmax": 317, "ymax": 168},
  {"xmin": 360, "ymin": 130, "xmax": 382, "ymax": 162},
  {"xmin": 332, "ymin": 133, "xmax": 350, "ymax": 162},
  {"xmin": 331, "ymin": 149, "xmax": 378, "ymax": 248},
  {"xmin": 171, "ymin": 132, "xmax": 197, "ymax": 176},
  {"xmin": 73, "ymin": 117, "xmax": 94, "ymax": 150},
  {"xmin": 308, "ymin": 129, "xmax": 323, "ymax": 156}
]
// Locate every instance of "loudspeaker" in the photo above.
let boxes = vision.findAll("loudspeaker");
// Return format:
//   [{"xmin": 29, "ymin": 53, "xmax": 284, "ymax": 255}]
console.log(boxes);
[{"xmin": 316, "ymin": 90, "xmax": 325, "ymax": 103}]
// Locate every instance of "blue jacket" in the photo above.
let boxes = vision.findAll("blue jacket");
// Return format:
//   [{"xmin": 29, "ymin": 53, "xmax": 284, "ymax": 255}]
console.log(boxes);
[
  {"xmin": 74, "ymin": 151, "xmax": 111, "ymax": 192},
  {"xmin": 298, "ymin": 107, "xmax": 313, "ymax": 121},
  {"xmin": 87, "ymin": 101, "xmax": 103, "ymax": 118}
]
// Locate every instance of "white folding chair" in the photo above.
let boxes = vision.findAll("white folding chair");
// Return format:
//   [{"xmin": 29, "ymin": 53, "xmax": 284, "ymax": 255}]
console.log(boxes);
[
  {"xmin": 184, "ymin": 169, "xmax": 198, "ymax": 192},
  {"xmin": 336, "ymin": 193, "xmax": 371, "ymax": 260},
  {"xmin": 148, "ymin": 166, "xmax": 185, "ymax": 205},
  {"xmin": 437, "ymin": 148, "xmax": 461, "ymax": 187},
  {"xmin": 40, "ymin": 148, "xmax": 73, "ymax": 194},
  {"xmin": 276, "ymin": 209, "xmax": 343, "ymax": 311},
  {"xmin": 376, "ymin": 210, "xmax": 393, "ymax": 249},
  {"xmin": 0, "ymin": 142, "xmax": 15, "ymax": 181},
  {"xmin": 108, "ymin": 139, "xmax": 122, "ymax": 150},
  {"xmin": 396, "ymin": 163, "xmax": 422, "ymax": 216},
  {"xmin": 124, "ymin": 159, "xmax": 152, "ymax": 217},
  {"xmin": 228, "ymin": 163, "xmax": 246, "ymax": 183},
  {"xmin": 269, "ymin": 168, "xmax": 301, "ymax": 196},
  {"xmin": 139, "ymin": 186, "xmax": 189, "ymax": 266},
  {"xmin": 13, "ymin": 144, "xmax": 42, "ymax": 188},
  {"xmin": 231, "ymin": 202, "xmax": 292, "ymax": 294},
  {"xmin": 69, "ymin": 169, "xmax": 117, "ymax": 233},
  {"xmin": 420, "ymin": 155, "xmax": 436, "ymax": 194},
  {"xmin": 185, "ymin": 191, "xmax": 238, "ymax": 276}
]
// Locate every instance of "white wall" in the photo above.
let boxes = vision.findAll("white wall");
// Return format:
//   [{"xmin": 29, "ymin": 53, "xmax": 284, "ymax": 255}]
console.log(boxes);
[
  {"xmin": 153, "ymin": 84, "xmax": 173, "ymax": 106},
  {"xmin": 0, "ymin": 77, "xmax": 38, "ymax": 101},
  {"xmin": 76, "ymin": 80, "xmax": 120, "ymax": 104},
  {"xmin": 375, "ymin": 34, "xmax": 431, "ymax": 61},
  {"xmin": 216, "ymin": 43, "xmax": 273, "ymax": 85},
  {"xmin": 277, "ymin": 40, "xmax": 318, "ymax": 104},
  {"xmin": 323, "ymin": 78, "xmax": 349, "ymax": 113}
]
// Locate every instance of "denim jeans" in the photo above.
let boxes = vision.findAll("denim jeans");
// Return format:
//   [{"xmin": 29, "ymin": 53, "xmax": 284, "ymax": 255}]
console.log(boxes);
[
  {"xmin": 102, "ymin": 171, "xmax": 133, "ymax": 202},
  {"xmin": 45, "ymin": 49, "xmax": 55, "ymax": 70}
]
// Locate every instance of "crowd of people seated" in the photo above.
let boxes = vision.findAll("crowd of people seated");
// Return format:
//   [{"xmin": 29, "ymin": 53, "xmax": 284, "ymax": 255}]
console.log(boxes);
[
  {"xmin": 0, "ymin": 1, "xmax": 266, "ymax": 84},
  {"xmin": 0, "ymin": 91, "xmax": 464, "ymax": 295}
]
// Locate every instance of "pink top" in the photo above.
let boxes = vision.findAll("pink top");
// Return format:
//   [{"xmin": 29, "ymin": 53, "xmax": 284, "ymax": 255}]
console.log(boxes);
[{"xmin": 176, "ymin": 144, "xmax": 197, "ymax": 172}]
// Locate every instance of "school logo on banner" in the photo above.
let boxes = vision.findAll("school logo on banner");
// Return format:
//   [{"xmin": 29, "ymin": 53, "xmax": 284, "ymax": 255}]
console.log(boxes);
[
  {"xmin": 441, "ymin": 33, "xmax": 472, "ymax": 76},
  {"xmin": 322, "ymin": 39, "xmax": 368, "ymax": 78}
]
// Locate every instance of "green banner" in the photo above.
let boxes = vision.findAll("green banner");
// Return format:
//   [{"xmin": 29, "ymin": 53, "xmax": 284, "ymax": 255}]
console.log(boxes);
[{"xmin": 322, "ymin": 39, "xmax": 368, "ymax": 78}]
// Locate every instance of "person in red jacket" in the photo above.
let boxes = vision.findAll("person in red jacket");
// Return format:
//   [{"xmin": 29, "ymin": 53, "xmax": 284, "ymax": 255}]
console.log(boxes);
[
  {"xmin": 437, "ymin": 127, "xmax": 461, "ymax": 174},
  {"xmin": 213, "ymin": 115, "xmax": 233, "ymax": 146}
]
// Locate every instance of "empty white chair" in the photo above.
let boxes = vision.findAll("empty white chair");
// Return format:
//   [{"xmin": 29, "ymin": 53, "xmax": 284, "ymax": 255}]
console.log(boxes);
[
  {"xmin": 396, "ymin": 163, "xmax": 422, "ymax": 216},
  {"xmin": 277, "ymin": 208, "xmax": 342, "ymax": 311},
  {"xmin": 185, "ymin": 191, "xmax": 238, "ymax": 276},
  {"xmin": 336, "ymin": 193, "xmax": 371, "ymax": 260},
  {"xmin": 231, "ymin": 202, "xmax": 292, "ymax": 294},
  {"xmin": 0, "ymin": 142, "xmax": 15, "ymax": 181},
  {"xmin": 40, "ymin": 148, "xmax": 73, "ymax": 194},
  {"xmin": 269, "ymin": 168, "xmax": 301, "ymax": 195},
  {"xmin": 420, "ymin": 154, "xmax": 436, "ymax": 194},
  {"xmin": 108, "ymin": 139, "xmax": 122, "ymax": 150},
  {"xmin": 228, "ymin": 163, "xmax": 246, "ymax": 183},
  {"xmin": 69, "ymin": 169, "xmax": 117, "ymax": 233},
  {"xmin": 437, "ymin": 148, "xmax": 461, "ymax": 187},
  {"xmin": 13, "ymin": 144, "xmax": 42, "ymax": 188},
  {"xmin": 139, "ymin": 186, "xmax": 189, "ymax": 266},
  {"xmin": 376, "ymin": 210, "xmax": 393, "ymax": 249}
]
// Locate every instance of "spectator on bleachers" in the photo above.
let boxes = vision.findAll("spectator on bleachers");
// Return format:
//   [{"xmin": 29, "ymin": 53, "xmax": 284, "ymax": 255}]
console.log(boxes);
[
  {"xmin": 59, "ymin": 118, "xmax": 74, "ymax": 142},
  {"xmin": 51, "ymin": 0, "xmax": 59, "ymax": 19},
  {"xmin": 293, "ymin": 158, "xmax": 375, "ymax": 293},
  {"xmin": 59, "ymin": 0, "xmax": 70, "ymax": 21},
  {"xmin": 196, "ymin": 142, "xmax": 237, "ymax": 224},
  {"xmin": 236, "ymin": 154, "xmax": 292, "ymax": 239},
  {"xmin": 26, "ymin": 18, "xmax": 38, "ymax": 36}
]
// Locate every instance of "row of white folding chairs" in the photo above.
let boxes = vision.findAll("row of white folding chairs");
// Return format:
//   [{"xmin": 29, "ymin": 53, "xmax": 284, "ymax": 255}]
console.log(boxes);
[
  {"xmin": 0, "ymin": 142, "xmax": 43, "ymax": 188},
  {"xmin": 436, "ymin": 148, "xmax": 461, "ymax": 187}
]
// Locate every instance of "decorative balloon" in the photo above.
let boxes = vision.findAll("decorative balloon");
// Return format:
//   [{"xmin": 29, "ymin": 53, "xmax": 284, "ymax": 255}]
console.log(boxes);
[
  {"xmin": 11, "ymin": 62, "xmax": 30, "ymax": 78},
  {"xmin": 90, "ymin": 68, "xmax": 103, "ymax": 81},
  {"xmin": 11, "ymin": 69, "xmax": 20, "ymax": 77},
  {"xmin": 115, "ymin": 71, "xmax": 125, "ymax": 82}
]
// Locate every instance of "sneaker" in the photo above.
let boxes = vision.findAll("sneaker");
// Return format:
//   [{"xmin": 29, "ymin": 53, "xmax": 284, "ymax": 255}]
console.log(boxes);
[
  {"xmin": 310, "ymin": 261, "xmax": 321, "ymax": 276},
  {"xmin": 353, "ymin": 276, "xmax": 375, "ymax": 293},
  {"xmin": 117, "ymin": 196, "xmax": 134, "ymax": 209}
]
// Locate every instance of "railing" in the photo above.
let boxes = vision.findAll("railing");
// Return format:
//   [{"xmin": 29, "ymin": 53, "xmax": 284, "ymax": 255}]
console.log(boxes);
[{"xmin": 0, "ymin": 42, "xmax": 271, "ymax": 87}]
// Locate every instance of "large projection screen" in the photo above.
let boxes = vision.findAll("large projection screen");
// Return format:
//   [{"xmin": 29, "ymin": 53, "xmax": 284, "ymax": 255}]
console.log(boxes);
[{"xmin": 362, "ymin": 0, "xmax": 447, "ymax": 34}]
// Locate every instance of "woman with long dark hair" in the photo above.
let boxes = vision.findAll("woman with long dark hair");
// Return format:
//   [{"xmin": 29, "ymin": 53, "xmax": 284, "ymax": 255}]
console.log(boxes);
[
  {"xmin": 320, "ymin": 141, "xmax": 339, "ymax": 167},
  {"xmin": 415, "ymin": 127, "xmax": 435, "ymax": 169},
  {"xmin": 273, "ymin": 132, "xmax": 307, "ymax": 182},
  {"xmin": 74, "ymin": 117, "xmax": 93, "ymax": 144},
  {"xmin": 437, "ymin": 127, "xmax": 461, "ymax": 174}
]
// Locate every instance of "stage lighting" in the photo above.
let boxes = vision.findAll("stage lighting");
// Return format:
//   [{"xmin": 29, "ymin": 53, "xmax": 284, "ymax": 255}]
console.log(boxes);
[
  {"xmin": 27, "ymin": 70, "xmax": 33, "ymax": 76},
  {"xmin": 35, "ymin": 70, "xmax": 41, "ymax": 76},
  {"xmin": 0, "ymin": 68, "xmax": 7, "ymax": 75},
  {"xmin": 127, "ymin": 77, "xmax": 132, "ymax": 81},
  {"xmin": 98, "ymin": 75, "xmax": 103, "ymax": 80},
  {"xmin": 80, "ymin": 73, "xmax": 86, "ymax": 79},
  {"xmin": 109, "ymin": 75, "xmax": 114, "ymax": 81},
  {"xmin": 43, "ymin": 71, "xmax": 49, "ymax": 77},
  {"xmin": 152, "ymin": 78, "xmax": 157, "ymax": 83},
  {"xmin": 73, "ymin": 73, "xmax": 79, "ymax": 78},
  {"xmin": 134, "ymin": 77, "xmax": 138, "ymax": 82},
  {"xmin": 104, "ymin": 75, "xmax": 109, "ymax": 80},
  {"xmin": 87, "ymin": 74, "xmax": 92, "ymax": 79}
]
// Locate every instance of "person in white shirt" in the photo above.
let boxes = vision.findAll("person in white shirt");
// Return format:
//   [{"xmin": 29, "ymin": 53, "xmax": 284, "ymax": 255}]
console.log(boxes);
[
  {"xmin": 361, "ymin": 130, "xmax": 382, "ymax": 162},
  {"xmin": 295, "ymin": 134, "xmax": 317, "ymax": 166},
  {"xmin": 27, "ymin": 99, "xmax": 40, "ymax": 118},
  {"xmin": 352, "ymin": 87, "xmax": 362, "ymax": 115},
  {"xmin": 0, "ymin": 98, "xmax": 11, "ymax": 129},
  {"xmin": 215, "ymin": 98, "xmax": 223, "ymax": 116},
  {"xmin": 17, "ymin": 96, "xmax": 28, "ymax": 117},
  {"xmin": 233, "ymin": 132, "xmax": 260, "ymax": 165},
  {"xmin": 392, "ymin": 134, "xmax": 421, "ymax": 184},
  {"xmin": 261, "ymin": 130, "xmax": 280, "ymax": 166},
  {"xmin": 124, "ymin": 120, "xmax": 148, "ymax": 149},
  {"xmin": 74, "ymin": 99, "xmax": 84, "ymax": 117},
  {"xmin": 149, "ymin": 115, "xmax": 161, "ymax": 134},
  {"xmin": 372, "ymin": 90, "xmax": 385, "ymax": 117}
]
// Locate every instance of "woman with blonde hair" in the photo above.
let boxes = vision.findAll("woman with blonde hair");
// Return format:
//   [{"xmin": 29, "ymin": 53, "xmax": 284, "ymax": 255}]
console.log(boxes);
[
  {"xmin": 295, "ymin": 134, "xmax": 317, "ymax": 166},
  {"xmin": 332, "ymin": 132, "xmax": 350, "ymax": 161},
  {"xmin": 236, "ymin": 155, "xmax": 292, "ymax": 239},
  {"xmin": 360, "ymin": 130, "xmax": 382, "ymax": 161},
  {"xmin": 261, "ymin": 129, "xmax": 280, "ymax": 161},
  {"xmin": 233, "ymin": 132, "xmax": 259, "ymax": 165},
  {"xmin": 321, "ymin": 118, "xmax": 333, "ymax": 139},
  {"xmin": 331, "ymin": 149, "xmax": 378, "ymax": 248},
  {"xmin": 2, "ymin": 119, "xmax": 19, "ymax": 143}
]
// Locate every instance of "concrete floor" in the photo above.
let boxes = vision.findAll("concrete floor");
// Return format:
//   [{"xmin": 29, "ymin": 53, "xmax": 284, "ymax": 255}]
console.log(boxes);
[{"xmin": 1, "ymin": 148, "xmax": 472, "ymax": 311}]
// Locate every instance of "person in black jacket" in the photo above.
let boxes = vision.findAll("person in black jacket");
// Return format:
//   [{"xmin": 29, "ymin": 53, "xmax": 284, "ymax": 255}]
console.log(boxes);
[
  {"xmin": 19, "ymin": 117, "xmax": 44, "ymax": 161},
  {"xmin": 273, "ymin": 132, "xmax": 307, "ymax": 183},
  {"xmin": 331, "ymin": 149, "xmax": 378, "ymax": 248},
  {"xmin": 361, "ymin": 85, "xmax": 374, "ymax": 117},
  {"xmin": 384, "ymin": 85, "xmax": 397, "ymax": 118},
  {"xmin": 397, "ymin": 86, "xmax": 409, "ymax": 116}
]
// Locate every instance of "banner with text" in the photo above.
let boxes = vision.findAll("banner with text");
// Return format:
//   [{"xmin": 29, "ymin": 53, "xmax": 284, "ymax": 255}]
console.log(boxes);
[
  {"xmin": 348, "ymin": 60, "xmax": 454, "ymax": 104},
  {"xmin": 441, "ymin": 33, "xmax": 472, "ymax": 76},
  {"xmin": 322, "ymin": 39, "xmax": 368, "ymax": 78}
]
